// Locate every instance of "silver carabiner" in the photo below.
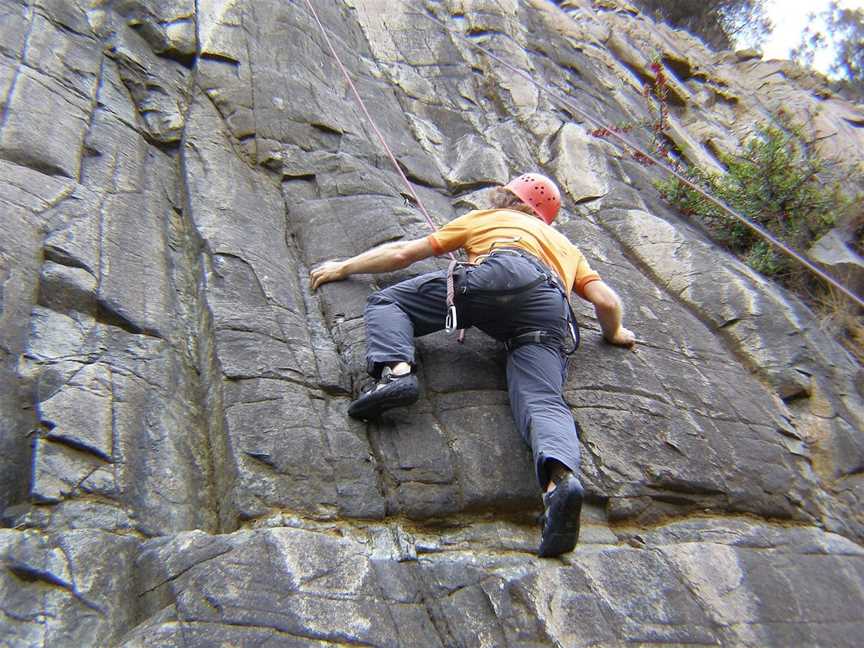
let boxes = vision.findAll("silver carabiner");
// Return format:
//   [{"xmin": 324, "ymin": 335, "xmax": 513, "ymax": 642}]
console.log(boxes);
[{"xmin": 445, "ymin": 305, "xmax": 458, "ymax": 334}]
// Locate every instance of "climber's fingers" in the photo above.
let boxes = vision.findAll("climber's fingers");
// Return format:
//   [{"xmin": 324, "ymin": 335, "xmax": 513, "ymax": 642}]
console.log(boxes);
[{"xmin": 310, "ymin": 260, "xmax": 348, "ymax": 291}]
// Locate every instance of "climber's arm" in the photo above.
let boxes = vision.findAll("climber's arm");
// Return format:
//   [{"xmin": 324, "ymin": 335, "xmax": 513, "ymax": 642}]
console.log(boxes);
[
  {"xmin": 583, "ymin": 280, "xmax": 636, "ymax": 348},
  {"xmin": 310, "ymin": 237, "xmax": 435, "ymax": 291}
]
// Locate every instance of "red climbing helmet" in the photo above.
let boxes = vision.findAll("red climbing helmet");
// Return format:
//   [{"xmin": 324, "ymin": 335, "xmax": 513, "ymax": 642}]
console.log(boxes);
[{"xmin": 504, "ymin": 173, "xmax": 561, "ymax": 224}]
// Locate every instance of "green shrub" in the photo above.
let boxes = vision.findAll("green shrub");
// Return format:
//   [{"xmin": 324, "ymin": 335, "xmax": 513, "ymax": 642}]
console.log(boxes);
[{"xmin": 655, "ymin": 117, "xmax": 851, "ymax": 287}]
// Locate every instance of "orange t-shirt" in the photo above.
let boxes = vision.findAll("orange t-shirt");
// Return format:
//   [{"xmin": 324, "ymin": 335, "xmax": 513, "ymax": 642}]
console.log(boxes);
[{"xmin": 427, "ymin": 208, "xmax": 601, "ymax": 299}]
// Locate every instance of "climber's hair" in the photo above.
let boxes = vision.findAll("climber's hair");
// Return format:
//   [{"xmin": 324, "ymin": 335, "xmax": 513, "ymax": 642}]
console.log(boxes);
[{"xmin": 489, "ymin": 186, "xmax": 535, "ymax": 215}]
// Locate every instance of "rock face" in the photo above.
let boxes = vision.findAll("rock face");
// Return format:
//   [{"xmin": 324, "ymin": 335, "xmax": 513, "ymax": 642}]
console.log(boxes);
[{"xmin": 1, "ymin": 0, "xmax": 863, "ymax": 646}]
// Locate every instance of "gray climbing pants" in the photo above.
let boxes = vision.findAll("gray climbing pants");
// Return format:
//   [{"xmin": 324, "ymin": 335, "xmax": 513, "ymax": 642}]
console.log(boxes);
[{"xmin": 364, "ymin": 252, "xmax": 582, "ymax": 489}]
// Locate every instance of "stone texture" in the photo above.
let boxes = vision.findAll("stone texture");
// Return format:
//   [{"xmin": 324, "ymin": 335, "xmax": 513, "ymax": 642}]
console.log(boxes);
[
  {"xmin": 810, "ymin": 228, "xmax": 864, "ymax": 296},
  {"xmin": 0, "ymin": 6, "xmax": 101, "ymax": 178},
  {"xmin": 0, "ymin": 0, "xmax": 862, "ymax": 645},
  {"xmin": 109, "ymin": 522, "xmax": 864, "ymax": 648},
  {"xmin": 101, "ymin": 0, "xmax": 197, "ymax": 63},
  {"xmin": 0, "ymin": 155, "xmax": 76, "ymax": 512},
  {"xmin": 0, "ymin": 528, "xmax": 139, "ymax": 647}
]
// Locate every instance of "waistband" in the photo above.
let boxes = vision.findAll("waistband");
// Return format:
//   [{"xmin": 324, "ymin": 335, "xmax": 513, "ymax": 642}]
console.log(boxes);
[{"xmin": 482, "ymin": 248, "xmax": 565, "ymax": 292}]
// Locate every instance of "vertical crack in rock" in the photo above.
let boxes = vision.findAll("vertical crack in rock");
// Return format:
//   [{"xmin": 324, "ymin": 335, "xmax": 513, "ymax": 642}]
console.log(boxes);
[
  {"xmin": 241, "ymin": 2, "xmax": 257, "ymax": 164},
  {"xmin": 176, "ymin": 111, "xmax": 233, "ymax": 535},
  {"xmin": 160, "ymin": 194, "xmax": 221, "ymax": 536},
  {"xmin": 0, "ymin": 2, "xmax": 35, "ymax": 134},
  {"xmin": 79, "ymin": 44, "xmax": 106, "ymax": 188},
  {"xmin": 364, "ymin": 420, "xmax": 400, "ymax": 517},
  {"xmin": 178, "ymin": 99, "xmax": 250, "ymax": 531},
  {"xmin": 292, "ymin": 241, "xmax": 349, "ymax": 394}
]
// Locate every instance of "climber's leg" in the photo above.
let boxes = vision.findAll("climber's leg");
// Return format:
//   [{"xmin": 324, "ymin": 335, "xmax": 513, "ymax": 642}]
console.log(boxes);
[
  {"xmin": 363, "ymin": 270, "xmax": 448, "ymax": 377},
  {"xmin": 506, "ymin": 342, "xmax": 581, "ymax": 491},
  {"xmin": 506, "ymin": 341, "xmax": 584, "ymax": 557},
  {"xmin": 351, "ymin": 271, "xmax": 449, "ymax": 419}
]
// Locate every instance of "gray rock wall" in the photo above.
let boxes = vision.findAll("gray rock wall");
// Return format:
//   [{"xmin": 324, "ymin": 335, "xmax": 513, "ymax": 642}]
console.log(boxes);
[{"xmin": 1, "ymin": 0, "xmax": 862, "ymax": 645}]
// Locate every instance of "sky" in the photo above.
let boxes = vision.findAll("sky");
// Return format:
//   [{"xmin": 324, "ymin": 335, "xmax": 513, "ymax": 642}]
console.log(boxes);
[{"xmin": 760, "ymin": 0, "xmax": 864, "ymax": 75}]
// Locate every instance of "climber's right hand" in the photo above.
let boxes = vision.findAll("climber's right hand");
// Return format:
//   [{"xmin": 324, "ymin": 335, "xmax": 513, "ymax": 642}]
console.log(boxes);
[{"xmin": 310, "ymin": 260, "xmax": 348, "ymax": 291}]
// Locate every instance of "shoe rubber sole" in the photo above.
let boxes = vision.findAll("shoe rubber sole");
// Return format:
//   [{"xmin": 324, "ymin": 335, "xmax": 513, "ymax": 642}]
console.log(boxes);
[
  {"xmin": 347, "ymin": 377, "xmax": 419, "ymax": 420},
  {"xmin": 538, "ymin": 479, "xmax": 583, "ymax": 558}
]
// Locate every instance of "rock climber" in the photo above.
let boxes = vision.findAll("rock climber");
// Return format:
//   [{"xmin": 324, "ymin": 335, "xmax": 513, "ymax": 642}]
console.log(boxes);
[{"xmin": 310, "ymin": 173, "xmax": 636, "ymax": 557}]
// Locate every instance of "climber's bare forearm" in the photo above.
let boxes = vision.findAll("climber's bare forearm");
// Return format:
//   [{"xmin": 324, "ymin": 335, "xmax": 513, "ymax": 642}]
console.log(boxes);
[
  {"xmin": 310, "ymin": 238, "xmax": 434, "ymax": 290},
  {"xmin": 583, "ymin": 281, "xmax": 636, "ymax": 348}
]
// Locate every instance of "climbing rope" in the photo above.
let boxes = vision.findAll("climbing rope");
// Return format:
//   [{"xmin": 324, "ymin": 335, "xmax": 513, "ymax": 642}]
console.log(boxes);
[
  {"xmin": 414, "ymin": 8, "xmax": 864, "ymax": 310},
  {"xmin": 302, "ymin": 0, "xmax": 465, "ymax": 342},
  {"xmin": 301, "ymin": 0, "xmax": 452, "ymax": 256}
]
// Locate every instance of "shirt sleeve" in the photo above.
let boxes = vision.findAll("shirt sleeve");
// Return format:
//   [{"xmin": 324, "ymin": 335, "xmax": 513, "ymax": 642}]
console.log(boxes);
[
  {"xmin": 427, "ymin": 211, "xmax": 477, "ymax": 256},
  {"xmin": 573, "ymin": 254, "xmax": 602, "ymax": 300}
]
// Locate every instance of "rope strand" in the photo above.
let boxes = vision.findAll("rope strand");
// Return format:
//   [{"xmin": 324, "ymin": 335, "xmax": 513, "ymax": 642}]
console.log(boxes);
[
  {"xmin": 301, "ymin": 0, "xmax": 451, "ymax": 255},
  {"xmin": 303, "ymin": 0, "xmax": 464, "ymax": 342}
]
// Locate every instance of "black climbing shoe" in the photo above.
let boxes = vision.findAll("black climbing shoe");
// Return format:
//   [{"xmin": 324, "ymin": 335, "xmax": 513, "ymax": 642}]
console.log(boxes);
[
  {"xmin": 538, "ymin": 472, "xmax": 584, "ymax": 557},
  {"xmin": 348, "ymin": 367, "xmax": 419, "ymax": 420}
]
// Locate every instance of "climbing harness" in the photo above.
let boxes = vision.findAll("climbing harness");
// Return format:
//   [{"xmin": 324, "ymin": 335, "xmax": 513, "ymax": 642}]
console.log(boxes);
[
  {"xmin": 445, "ymin": 248, "xmax": 580, "ymax": 354},
  {"xmin": 488, "ymin": 249, "xmax": 580, "ymax": 354},
  {"xmin": 413, "ymin": 9, "xmax": 864, "ymax": 310}
]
